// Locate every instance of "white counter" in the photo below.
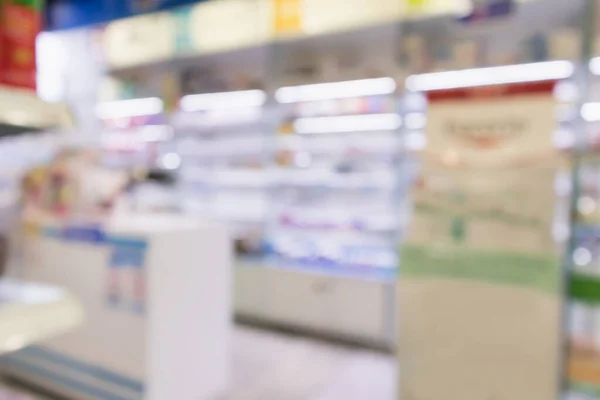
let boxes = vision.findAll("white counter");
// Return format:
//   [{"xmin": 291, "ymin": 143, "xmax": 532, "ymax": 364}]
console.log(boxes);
[{"xmin": 0, "ymin": 215, "xmax": 232, "ymax": 400}]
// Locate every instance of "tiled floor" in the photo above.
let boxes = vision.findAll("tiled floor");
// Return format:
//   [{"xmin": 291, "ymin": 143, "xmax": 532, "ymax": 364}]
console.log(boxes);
[{"xmin": 0, "ymin": 326, "xmax": 397, "ymax": 400}]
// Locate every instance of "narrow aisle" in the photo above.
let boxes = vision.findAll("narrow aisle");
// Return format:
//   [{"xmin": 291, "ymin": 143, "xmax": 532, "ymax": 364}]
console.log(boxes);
[{"xmin": 223, "ymin": 326, "xmax": 396, "ymax": 400}]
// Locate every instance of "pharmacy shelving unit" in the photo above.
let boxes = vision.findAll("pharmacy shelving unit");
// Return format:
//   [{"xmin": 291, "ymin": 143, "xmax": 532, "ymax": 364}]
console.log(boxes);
[
  {"xmin": 0, "ymin": 87, "xmax": 83, "ymax": 356},
  {"xmin": 256, "ymin": 78, "xmax": 401, "ymax": 342},
  {"xmin": 564, "ymin": 52, "xmax": 600, "ymax": 399},
  {"xmin": 225, "ymin": 24, "xmax": 402, "ymax": 346},
  {"xmin": 43, "ymin": 0, "xmax": 590, "ymax": 351},
  {"xmin": 95, "ymin": 96, "xmax": 173, "ymax": 170},
  {"xmin": 172, "ymin": 89, "xmax": 271, "ymax": 263},
  {"xmin": 0, "ymin": 86, "xmax": 74, "ymax": 212}
]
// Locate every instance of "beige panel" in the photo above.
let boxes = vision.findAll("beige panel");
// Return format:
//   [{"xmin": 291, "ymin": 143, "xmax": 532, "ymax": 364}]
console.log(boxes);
[
  {"xmin": 300, "ymin": 0, "xmax": 402, "ymax": 36},
  {"xmin": 330, "ymin": 278, "xmax": 386, "ymax": 340},
  {"xmin": 103, "ymin": 13, "xmax": 175, "ymax": 68},
  {"xmin": 190, "ymin": 0, "xmax": 271, "ymax": 54},
  {"xmin": 268, "ymin": 268, "xmax": 333, "ymax": 330},
  {"xmin": 398, "ymin": 280, "xmax": 560, "ymax": 400}
]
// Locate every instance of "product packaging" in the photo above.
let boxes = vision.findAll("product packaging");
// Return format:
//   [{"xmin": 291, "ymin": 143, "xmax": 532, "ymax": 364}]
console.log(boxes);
[{"xmin": 0, "ymin": 0, "xmax": 42, "ymax": 90}]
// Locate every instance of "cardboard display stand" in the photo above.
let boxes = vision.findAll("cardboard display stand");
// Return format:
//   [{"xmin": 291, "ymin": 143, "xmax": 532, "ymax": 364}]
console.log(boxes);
[{"xmin": 398, "ymin": 77, "xmax": 566, "ymax": 400}]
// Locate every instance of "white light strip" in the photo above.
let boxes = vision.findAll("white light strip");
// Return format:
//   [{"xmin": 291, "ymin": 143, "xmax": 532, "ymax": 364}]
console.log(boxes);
[
  {"xmin": 294, "ymin": 114, "xmax": 402, "ymax": 134},
  {"xmin": 95, "ymin": 97, "xmax": 163, "ymax": 120},
  {"xmin": 406, "ymin": 61, "xmax": 574, "ymax": 92},
  {"xmin": 590, "ymin": 57, "xmax": 600, "ymax": 75},
  {"xmin": 581, "ymin": 103, "xmax": 600, "ymax": 122},
  {"xmin": 276, "ymin": 77, "xmax": 396, "ymax": 103},
  {"xmin": 180, "ymin": 90, "xmax": 266, "ymax": 112}
]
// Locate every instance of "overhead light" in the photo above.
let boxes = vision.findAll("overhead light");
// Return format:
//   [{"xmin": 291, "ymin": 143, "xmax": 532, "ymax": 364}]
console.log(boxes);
[
  {"xmin": 180, "ymin": 90, "xmax": 266, "ymax": 112},
  {"xmin": 581, "ymin": 103, "xmax": 600, "ymax": 122},
  {"xmin": 95, "ymin": 97, "xmax": 163, "ymax": 120},
  {"xmin": 406, "ymin": 61, "xmax": 574, "ymax": 92},
  {"xmin": 574, "ymin": 247, "xmax": 592, "ymax": 267},
  {"xmin": 161, "ymin": 153, "xmax": 181, "ymax": 170},
  {"xmin": 590, "ymin": 57, "xmax": 600, "ymax": 75},
  {"xmin": 294, "ymin": 114, "xmax": 402, "ymax": 134},
  {"xmin": 276, "ymin": 77, "xmax": 396, "ymax": 103}
]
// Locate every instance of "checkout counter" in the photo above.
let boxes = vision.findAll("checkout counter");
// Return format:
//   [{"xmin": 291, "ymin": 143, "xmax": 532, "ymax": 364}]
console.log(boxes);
[
  {"xmin": 0, "ymin": 214, "xmax": 232, "ymax": 400},
  {"xmin": 0, "ymin": 142, "xmax": 233, "ymax": 399}
]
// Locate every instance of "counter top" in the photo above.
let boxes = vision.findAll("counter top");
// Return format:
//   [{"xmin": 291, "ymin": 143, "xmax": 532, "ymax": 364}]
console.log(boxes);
[{"xmin": 0, "ymin": 279, "xmax": 84, "ymax": 355}]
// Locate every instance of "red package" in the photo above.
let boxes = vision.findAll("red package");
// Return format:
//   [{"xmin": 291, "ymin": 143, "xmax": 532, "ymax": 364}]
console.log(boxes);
[{"xmin": 0, "ymin": 2, "xmax": 41, "ymax": 90}]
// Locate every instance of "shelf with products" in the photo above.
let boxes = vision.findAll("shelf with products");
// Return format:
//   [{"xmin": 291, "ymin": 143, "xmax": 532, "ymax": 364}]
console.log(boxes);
[
  {"xmin": 568, "ymin": 147, "xmax": 600, "ymax": 398},
  {"xmin": 569, "ymin": 65, "xmax": 600, "ymax": 275},
  {"xmin": 95, "ymin": 97, "xmax": 173, "ymax": 169},
  {"xmin": 266, "ymin": 76, "xmax": 402, "ymax": 280},
  {"xmin": 0, "ymin": 133, "xmax": 65, "ymax": 213},
  {"xmin": 172, "ymin": 87, "xmax": 272, "ymax": 267}
]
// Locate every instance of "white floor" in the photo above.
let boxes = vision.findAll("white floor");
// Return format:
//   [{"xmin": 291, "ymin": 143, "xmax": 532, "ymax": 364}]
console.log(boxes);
[
  {"xmin": 0, "ymin": 326, "xmax": 397, "ymax": 400},
  {"xmin": 224, "ymin": 326, "xmax": 397, "ymax": 400}
]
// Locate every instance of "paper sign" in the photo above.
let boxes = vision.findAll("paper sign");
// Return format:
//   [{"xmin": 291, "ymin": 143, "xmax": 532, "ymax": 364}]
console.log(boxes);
[
  {"xmin": 399, "ymin": 80, "xmax": 563, "ymax": 400},
  {"xmin": 107, "ymin": 237, "xmax": 148, "ymax": 314}
]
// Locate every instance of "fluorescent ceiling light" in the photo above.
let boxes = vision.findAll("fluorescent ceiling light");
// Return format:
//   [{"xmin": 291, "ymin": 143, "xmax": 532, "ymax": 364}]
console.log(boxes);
[
  {"xmin": 180, "ymin": 90, "xmax": 266, "ymax": 112},
  {"xmin": 276, "ymin": 77, "xmax": 396, "ymax": 103},
  {"xmin": 406, "ymin": 61, "xmax": 574, "ymax": 92},
  {"xmin": 581, "ymin": 102, "xmax": 600, "ymax": 122},
  {"xmin": 161, "ymin": 153, "xmax": 181, "ymax": 170},
  {"xmin": 95, "ymin": 97, "xmax": 163, "ymax": 119},
  {"xmin": 294, "ymin": 114, "xmax": 402, "ymax": 134}
]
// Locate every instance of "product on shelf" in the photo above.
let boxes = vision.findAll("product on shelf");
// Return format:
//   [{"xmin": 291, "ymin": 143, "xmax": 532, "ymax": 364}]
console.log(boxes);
[
  {"xmin": 20, "ymin": 148, "xmax": 132, "ymax": 222},
  {"xmin": 96, "ymin": 96, "xmax": 170, "ymax": 169},
  {"xmin": 172, "ymin": 83, "xmax": 270, "ymax": 261},
  {"xmin": 267, "ymin": 77, "xmax": 402, "ymax": 278}
]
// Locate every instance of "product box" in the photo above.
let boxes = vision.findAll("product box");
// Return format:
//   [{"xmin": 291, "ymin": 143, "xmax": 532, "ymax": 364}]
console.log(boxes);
[{"xmin": 0, "ymin": 0, "xmax": 41, "ymax": 90}]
